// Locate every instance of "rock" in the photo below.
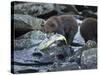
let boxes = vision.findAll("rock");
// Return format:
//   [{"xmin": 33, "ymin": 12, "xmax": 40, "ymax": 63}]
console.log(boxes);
[
  {"xmin": 81, "ymin": 48, "xmax": 97, "ymax": 69},
  {"xmin": 75, "ymin": 40, "xmax": 97, "ymax": 52},
  {"xmin": 37, "ymin": 33, "xmax": 67, "ymax": 51},
  {"xmin": 13, "ymin": 2, "xmax": 55, "ymax": 16},
  {"xmin": 34, "ymin": 54, "xmax": 55, "ymax": 64},
  {"xmin": 13, "ymin": 14, "xmax": 44, "ymax": 30},
  {"xmin": 81, "ymin": 10, "xmax": 97, "ymax": 19},
  {"xmin": 13, "ymin": 14, "xmax": 44, "ymax": 38},
  {"xmin": 70, "ymin": 40, "xmax": 97, "ymax": 65},
  {"xmin": 17, "ymin": 31, "xmax": 47, "ymax": 40},
  {"xmin": 17, "ymin": 69, "xmax": 39, "ymax": 73},
  {"xmin": 40, "ymin": 47, "xmax": 65, "ymax": 59},
  {"xmin": 32, "ymin": 52, "xmax": 43, "ymax": 57},
  {"xmin": 14, "ymin": 31, "xmax": 47, "ymax": 50},
  {"xmin": 12, "ymin": 2, "xmax": 80, "ymax": 19},
  {"xmin": 13, "ymin": 47, "xmax": 53, "ymax": 66},
  {"xmin": 53, "ymin": 47, "xmax": 74, "ymax": 60},
  {"xmin": 54, "ymin": 4, "xmax": 80, "ymax": 15},
  {"xmin": 13, "ymin": 48, "xmax": 38, "ymax": 64},
  {"xmin": 85, "ymin": 40, "xmax": 97, "ymax": 48},
  {"xmin": 11, "ymin": 65, "xmax": 39, "ymax": 73},
  {"xmin": 38, "ymin": 46, "xmax": 74, "ymax": 62},
  {"xmin": 70, "ymin": 49, "xmax": 82, "ymax": 65},
  {"xmin": 14, "ymin": 39, "xmax": 41, "ymax": 50},
  {"xmin": 49, "ymin": 62, "xmax": 80, "ymax": 71}
]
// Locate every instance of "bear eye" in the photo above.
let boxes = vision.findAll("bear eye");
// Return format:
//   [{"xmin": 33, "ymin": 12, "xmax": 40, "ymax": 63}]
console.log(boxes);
[
  {"xmin": 50, "ymin": 24, "xmax": 55, "ymax": 27},
  {"xmin": 41, "ymin": 24, "xmax": 44, "ymax": 27}
]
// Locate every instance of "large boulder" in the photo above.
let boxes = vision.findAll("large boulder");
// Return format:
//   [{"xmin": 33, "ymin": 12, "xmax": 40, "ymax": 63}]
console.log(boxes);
[
  {"xmin": 12, "ymin": 14, "xmax": 44, "ymax": 38},
  {"xmin": 70, "ymin": 40, "xmax": 97, "ymax": 66},
  {"xmin": 12, "ymin": 2, "xmax": 80, "ymax": 19},
  {"xmin": 13, "ymin": 2, "xmax": 55, "ymax": 16},
  {"xmin": 13, "ymin": 14, "xmax": 44, "ymax": 30},
  {"xmin": 14, "ymin": 31, "xmax": 47, "ymax": 50},
  {"xmin": 49, "ymin": 62, "xmax": 80, "ymax": 71},
  {"xmin": 81, "ymin": 48, "xmax": 97, "ymax": 69},
  {"xmin": 14, "ymin": 39, "xmax": 42, "ymax": 50},
  {"xmin": 17, "ymin": 31, "xmax": 47, "ymax": 40},
  {"xmin": 11, "ymin": 65, "xmax": 39, "ymax": 73}
]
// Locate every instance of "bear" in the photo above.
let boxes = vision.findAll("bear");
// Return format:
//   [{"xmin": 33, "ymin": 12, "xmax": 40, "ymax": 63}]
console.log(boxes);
[
  {"xmin": 80, "ymin": 18, "xmax": 97, "ymax": 43},
  {"xmin": 42, "ymin": 15, "xmax": 78, "ymax": 45}
]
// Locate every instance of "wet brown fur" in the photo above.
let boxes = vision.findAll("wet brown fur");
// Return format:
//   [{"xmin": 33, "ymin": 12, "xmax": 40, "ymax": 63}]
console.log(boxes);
[
  {"xmin": 80, "ymin": 18, "xmax": 97, "ymax": 42},
  {"xmin": 43, "ymin": 15, "xmax": 78, "ymax": 44}
]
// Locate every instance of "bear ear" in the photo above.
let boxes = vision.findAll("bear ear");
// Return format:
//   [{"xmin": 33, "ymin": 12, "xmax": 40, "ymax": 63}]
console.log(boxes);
[{"xmin": 41, "ymin": 20, "xmax": 46, "ymax": 27}]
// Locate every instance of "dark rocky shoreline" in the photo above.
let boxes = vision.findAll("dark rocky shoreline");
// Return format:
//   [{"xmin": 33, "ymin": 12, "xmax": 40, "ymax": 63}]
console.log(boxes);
[{"xmin": 11, "ymin": 1, "xmax": 97, "ymax": 74}]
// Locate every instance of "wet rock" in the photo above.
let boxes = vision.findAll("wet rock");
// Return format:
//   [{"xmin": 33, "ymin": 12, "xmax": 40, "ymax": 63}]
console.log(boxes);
[
  {"xmin": 38, "ymin": 46, "xmax": 74, "ymax": 63},
  {"xmin": 54, "ymin": 47, "xmax": 74, "ymax": 60},
  {"xmin": 34, "ymin": 54, "xmax": 55, "ymax": 64},
  {"xmin": 49, "ymin": 62, "xmax": 80, "ymax": 71},
  {"xmin": 13, "ymin": 44, "xmax": 54, "ymax": 65},
  {"xmin": 54, "ymin": 4, "xmax": 80, "ymax": 15},
  {"xmin": 70, "ymin": 51, "xmax": 82, "ymax": 65},
  {"xmin": 13, "ymin": 47, "xmax": 39, "ymax": 64},
  {"xmin": 85, "ymin": 40, "xmax": 97, "ymax": 48},
  {"xmin": 12, "ymin": 2, "xmax": 81, "ymax": 19},
  {"xmin": 17, "ymin": 31, "xmax": 47, "ymax": 40},
  {"xmin": 71, "ymin": 40, "xmax": 97, "ymax": 64},
  {"xmin": 37, "ymin": 33, "xmax": 67, "ymax": 51},
  {"xmin": 11, "ymin": 1, "xmax": 27, "ymax": 5},
  {"xmin": 12, "ymin": 65, "xmax": 39, "ymax": 73},
  {"xmin": 14, "ymin": 31, "xmax": 47, "ymax": 50},
  {"xmin": 17, "ymin": 69, "xmax": 39, "ymax": 73},
  {"xmin": 81, "ymin": 10, "xmax": 97, "ymax": 19},
  {"xmin": 14, "ymin": 14, "xmax": 44, "ymax": 30},
  {"xmin": 40, "ymin": 45, "xmax": 74, "ymax": 61},
  {"xmin": 12, "ymin": 61, "xmax": 50, "ymax": 73},
  {"xmin": 13, "ymin": 2, "xmax": 55, "ymax": 16},
  {"xmin": 81, "ymin": 48, "xmax": 97, "ymax": 69},
  {"xmin": 32, "ymin": 52, "xmax": 43, "ymax": 57},
  {"xmin": 13, "ymin": 14, "xmax": 44, "ymax": 38},
  {"xmin": 14, "ymin": 39, "xmax": 41, "ymax": 50},
  {"xmin": 13, "ymin": 61, "xmax": 53, "ymax": 66}
]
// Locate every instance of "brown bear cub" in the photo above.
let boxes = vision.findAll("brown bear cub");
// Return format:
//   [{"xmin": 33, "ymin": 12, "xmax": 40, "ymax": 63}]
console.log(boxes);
[
  {"xmin": 42, "ymin": 15, "xmax": 78, "ymax": 45},
  {"xmin": 80, "ymin": 18, "xmax": 97, "ymax": 43}
]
